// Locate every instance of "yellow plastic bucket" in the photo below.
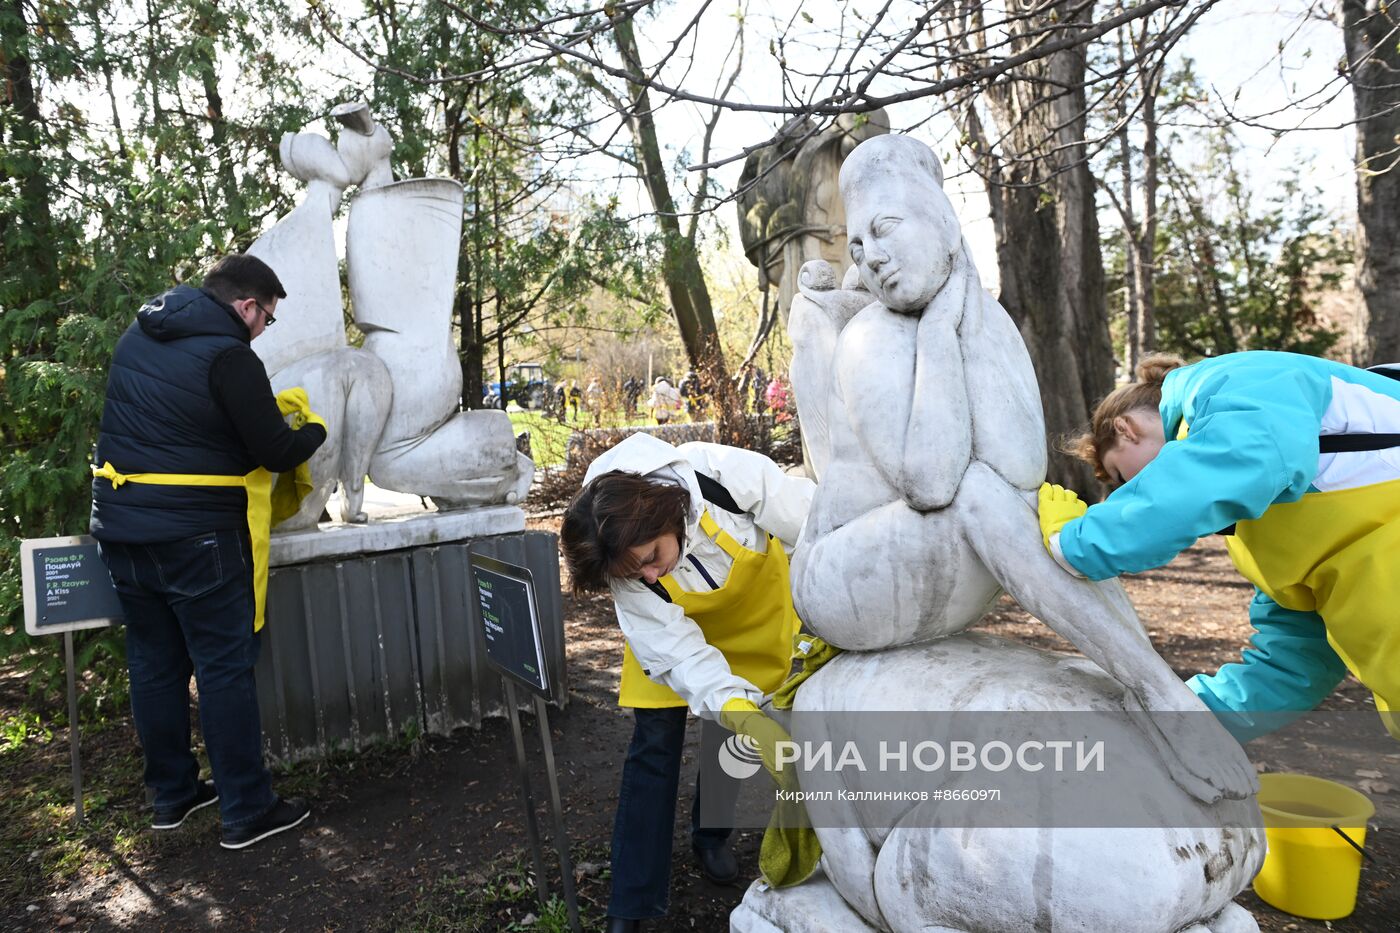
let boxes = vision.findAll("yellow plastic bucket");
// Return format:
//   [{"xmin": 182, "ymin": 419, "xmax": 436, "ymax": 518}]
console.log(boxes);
[{"xmin": 1253, "ymin": 772, "xmax": 1375, "ymax": 920}]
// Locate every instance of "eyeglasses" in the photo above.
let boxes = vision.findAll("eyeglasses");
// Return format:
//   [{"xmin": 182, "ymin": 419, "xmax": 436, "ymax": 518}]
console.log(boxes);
[{"xmin": 252, "ymin": 300, "xmax": 276, "ymax": 327}]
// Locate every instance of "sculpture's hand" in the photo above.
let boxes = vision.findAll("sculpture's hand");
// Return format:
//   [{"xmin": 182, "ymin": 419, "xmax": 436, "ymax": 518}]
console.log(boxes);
[
  {"xmin": 1122, "ymin": 689, "xmax": 1259, "ymax": 804},
  {"xmin": 900, "ymin": 281, "xmax": 971, "ymax": 510}
]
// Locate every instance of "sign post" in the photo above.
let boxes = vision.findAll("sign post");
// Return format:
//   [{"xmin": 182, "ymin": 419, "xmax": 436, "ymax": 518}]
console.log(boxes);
[
  {"xmin": 470, "ymin": 553, "xmax": 581, "ymax": 933},
  {"xmin": 20, "ymin": 535, "xmax": 124, "ymax": 825}
]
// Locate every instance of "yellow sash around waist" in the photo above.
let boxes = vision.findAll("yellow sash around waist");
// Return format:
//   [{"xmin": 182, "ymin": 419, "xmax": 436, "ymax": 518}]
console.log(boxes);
[
  {"xmin": 619, "ymin": 510, "xmax": 802, "ymax": 709},
  {"xmin": 91, "ymin": 388, "xmax": 320, "ymax": 633},
  {"xmin": 93, "ymin": 463, "xmax": 276, "ymax": 631}
]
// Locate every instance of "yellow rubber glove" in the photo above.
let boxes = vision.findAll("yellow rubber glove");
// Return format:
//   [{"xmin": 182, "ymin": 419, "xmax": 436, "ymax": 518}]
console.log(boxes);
[
  {"xmin": 721, "ymin": 697, "xmax": 822, "ymax": 888},
  {"xmin": 270, "ymin": 387, "xmax": 325, "ymax": 525},
  {"xmin": 275, "ymin": 386, "xmax": 328, "ymax": 431},
  {"xmin": 1037, "ymin": 482, "xmax": 1087, "ymax": 553},
  {"xmin": 721, "ymin": 697, "xmax": 796, "ymax": 785}
]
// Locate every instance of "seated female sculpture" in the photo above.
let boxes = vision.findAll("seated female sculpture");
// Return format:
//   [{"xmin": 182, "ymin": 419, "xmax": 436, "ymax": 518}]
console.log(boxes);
[{"xmin": 753, "ymin": 134, "xmax": 1265, "ymax": 933}]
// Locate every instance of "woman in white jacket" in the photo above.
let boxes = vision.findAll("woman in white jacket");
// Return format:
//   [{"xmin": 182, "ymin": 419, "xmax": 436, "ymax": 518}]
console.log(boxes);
[{"xmin": 561, "ymin": 433, "xmax": 814, "ymax": 933}]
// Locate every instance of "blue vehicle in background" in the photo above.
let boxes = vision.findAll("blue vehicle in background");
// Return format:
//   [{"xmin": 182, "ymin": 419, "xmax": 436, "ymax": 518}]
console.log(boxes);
[{"xmin": 485, "ymin": 362, "xmax": 552, "ymax": 410}]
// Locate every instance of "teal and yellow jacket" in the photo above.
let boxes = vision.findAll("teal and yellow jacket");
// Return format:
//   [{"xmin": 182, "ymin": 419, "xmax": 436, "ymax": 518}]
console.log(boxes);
[{"xmin": 1057, "ymin": 351, "xmax": 1400, "ymax": 742}]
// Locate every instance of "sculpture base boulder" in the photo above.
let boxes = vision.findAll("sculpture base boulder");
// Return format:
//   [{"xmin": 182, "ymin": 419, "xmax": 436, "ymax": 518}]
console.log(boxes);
[
  {"xmin": 731, "ymin": 872, "xmax": 1261, "ymax": 933},
  {"xmin": 749, "ymin": 635, "xmax": 1266, "ymax": 933},
  {"xmin": 731, "ymin": 871, "xmax": 878, "ymax": 932}
]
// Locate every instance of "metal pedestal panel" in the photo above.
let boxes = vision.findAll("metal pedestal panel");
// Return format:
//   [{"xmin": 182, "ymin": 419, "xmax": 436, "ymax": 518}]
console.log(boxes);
[{"xmin": 255, "ymin": 530, "xmax": 564, "ymax": 763}]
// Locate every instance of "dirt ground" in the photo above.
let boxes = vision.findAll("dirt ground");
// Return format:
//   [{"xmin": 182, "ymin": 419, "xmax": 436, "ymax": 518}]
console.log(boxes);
[{"xmin": 1, "ymin": 526, "xmax": 1395, "ymax": 932}]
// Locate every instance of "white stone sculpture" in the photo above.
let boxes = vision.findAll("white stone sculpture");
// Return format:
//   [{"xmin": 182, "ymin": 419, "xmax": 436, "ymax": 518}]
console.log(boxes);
[
  {"xmin": 786, "ymin": 261, "xmax": 869, "ymax": 481},
  {"xmin": 735, "ymin": 134, "xmax": 1265, "ymax": 932},
  {"xmin": 249, "ymin": 111, "xmax": 393, "ymax": 528},
  {"xmin": 249, "ymin": 102, "xmax": 532, "ymax": 525}
]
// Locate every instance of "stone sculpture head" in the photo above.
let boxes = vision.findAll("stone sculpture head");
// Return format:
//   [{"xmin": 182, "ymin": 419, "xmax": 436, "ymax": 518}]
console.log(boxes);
[{"xmin": 839, "ymin": 135, "xmax": 961, "ymax": 314}]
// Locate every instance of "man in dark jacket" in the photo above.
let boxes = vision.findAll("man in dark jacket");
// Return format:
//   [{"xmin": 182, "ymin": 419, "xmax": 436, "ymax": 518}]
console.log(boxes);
[{"xmin": 92, "ymin": 254, "xmax": 326, "ymax": 850}]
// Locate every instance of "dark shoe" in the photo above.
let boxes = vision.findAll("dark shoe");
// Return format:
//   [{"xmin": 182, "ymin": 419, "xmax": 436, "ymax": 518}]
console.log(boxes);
[
  {"xmin": 219, "ymin": 797, "xmax": 311, "ymax": 850},
  {"xmin": 606, "ymin": 918, "xmax": 643, "ymax": 933},
  {"xmin": 694, "ymin": 844, "xmax": 740, "ymax": 885},
  {"xmin": 152, "ymin": 780, "xmax": 219, "ymax": 830}
]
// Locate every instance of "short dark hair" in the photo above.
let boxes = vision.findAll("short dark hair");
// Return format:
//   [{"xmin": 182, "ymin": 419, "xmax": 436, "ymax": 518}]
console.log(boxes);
[
  {"xmin": 560, "ymin": 470, "xmax": 690, "ymax": 596},
  {"xmin": 202, "ymin": 254, "xmax": 287, "ymax": 307}
]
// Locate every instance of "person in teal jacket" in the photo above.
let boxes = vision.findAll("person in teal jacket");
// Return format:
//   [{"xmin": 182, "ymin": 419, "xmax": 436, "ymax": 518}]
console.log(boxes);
[{"xmin": 1038, "ymin": 351, "xmax": 1400, "ymax": 743}]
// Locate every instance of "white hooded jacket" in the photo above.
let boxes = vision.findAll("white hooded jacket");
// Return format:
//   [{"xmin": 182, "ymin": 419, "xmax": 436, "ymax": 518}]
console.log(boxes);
[{"xmin": 583, "ymin": 433, "xmax": 816, "ymax": 719}]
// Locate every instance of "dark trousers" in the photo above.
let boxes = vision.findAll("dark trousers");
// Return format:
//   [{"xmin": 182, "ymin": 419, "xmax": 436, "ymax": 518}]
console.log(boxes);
[
  {"xmin": 608, "ymin": 706, "xmax": 741, "ymax": 919},
  {"xmin": 99, "ymin": 527, "xmax": 275, "ymax": 828}
]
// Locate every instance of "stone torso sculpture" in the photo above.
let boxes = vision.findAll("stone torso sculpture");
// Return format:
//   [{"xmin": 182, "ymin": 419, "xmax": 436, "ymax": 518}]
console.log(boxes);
[
  {"xmin": 737, "ymin": 112, "xmax": 889, "ymax": 326},
  {"xmin": 735, "ymin": 134, "xmax": 1265, "ymax": 933}
]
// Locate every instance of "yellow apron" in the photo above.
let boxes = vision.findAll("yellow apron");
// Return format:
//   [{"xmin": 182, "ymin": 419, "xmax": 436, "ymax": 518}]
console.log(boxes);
[
  {"xmin": 1225, "ymin": 478, "xmax": 1400, "ymax": 739},
  {"xmin": 618, "ymin": 510, "xmax": 801, "ymax": 708},
  {"xmin": 92, "ymin": 388, "xmax": 322, "ymax": 633}
]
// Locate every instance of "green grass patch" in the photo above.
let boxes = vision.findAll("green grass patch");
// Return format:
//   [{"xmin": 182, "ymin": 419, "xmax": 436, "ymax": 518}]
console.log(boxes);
[{"xmin": 509, "ymin": 408, "xmax": 663, "ymax": 469}]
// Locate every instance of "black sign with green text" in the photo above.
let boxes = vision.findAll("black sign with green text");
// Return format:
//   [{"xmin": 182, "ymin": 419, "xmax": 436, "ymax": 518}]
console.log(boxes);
[
  {"xmin": 470, "ymin": 554, "xmax": 552, "ymax": 700},
  {"xmin": 22, "ymin": 537, "xmax": 123, "ymax": 635}
]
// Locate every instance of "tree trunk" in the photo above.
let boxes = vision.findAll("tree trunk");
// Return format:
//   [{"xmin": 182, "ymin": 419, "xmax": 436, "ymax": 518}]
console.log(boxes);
[
  {"xmin": 977, "ymin": 0, "xmax": 1114, "ymax": 493},
  {"xmin": 1116, "ymin": 123, "xmax": 1141, "ymax": 373},
  {"xmin": 1135, "ymin": 80, "xmax": 1159, "ymax": 360},
  {"xmin": 189, "ymin": 7, "xmax": 243, "ymax": 239},
  {"xmin": 458, "ymin": 275, "xmax": 484, "ymax": 410},
  {"xmin": 1, "ymin": 0, "xmax": 55, "ymax": 284},
  {"xmin": 453, "ymin": 88, "xmax": 487, "ymax": 409},
  {"xmin": 611, "ymin": 14, "xmax": 727, "ymax": 382},
  {"xmin": 1340, "ymin": 0, "xmax": 1400, "ymax": 364}
]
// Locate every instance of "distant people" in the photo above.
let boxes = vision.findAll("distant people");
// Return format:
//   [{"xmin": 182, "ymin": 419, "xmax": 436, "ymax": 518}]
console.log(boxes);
[
  {"xmin": 647, "ymin": 377, "xmax": 683, "ymax": 425},
  {"xmin": 586, "ymin": 377, "xmax": 605, "ymax": 426},
  {"xmin": 623, "ymin": 376, "xmax": 643, "ymax": 416},
  {"xmin": 737, "ymin": 366, "xmax": 759, "ymax": 414},
  {"xmin": 569, "ymin": 380, "xmax": 582, "ymax": 422},
  {"xmin": 678, "ymin": 369, "xmax": 702, "ymax": 418},
  {"xmin": 91, "ymin": 254, "xmax": 324, "ymax": 849},
  {"xmin": 751, "ymin": 366, "xmax": 769, "ymax": 413},
  {"xmin": 554, "ymin": 383, "xmax": 568, "ymax": 424}
]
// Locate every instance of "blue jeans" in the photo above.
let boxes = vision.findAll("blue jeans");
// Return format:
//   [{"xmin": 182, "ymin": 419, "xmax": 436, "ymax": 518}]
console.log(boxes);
[
  {"xmin": 99, "ymin": 527, "xmax": 275, "ymax": 828},
  {"xmin": 608, "ymin": 707, "xmax": 740, "ymax": 919}
]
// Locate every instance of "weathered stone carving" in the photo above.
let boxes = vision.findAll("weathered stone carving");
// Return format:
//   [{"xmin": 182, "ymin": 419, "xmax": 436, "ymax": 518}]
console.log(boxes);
[
  {"xmin": 738, "ymin": 134, "xmax": 1264, "ymax": 933},
  {"xmin": 737, "ymin": 111, "xmax": 890, "ymax": 327},
  {"xmin": 249, "ymin": 102, "xmax": 532, "ymax": 528}
]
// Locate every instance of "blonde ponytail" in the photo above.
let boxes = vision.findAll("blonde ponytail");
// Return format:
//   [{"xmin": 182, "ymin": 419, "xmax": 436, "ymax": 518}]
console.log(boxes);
[{"xmin": 1064, "ymin": 354, "xmax": 1185, "ymax": 481}]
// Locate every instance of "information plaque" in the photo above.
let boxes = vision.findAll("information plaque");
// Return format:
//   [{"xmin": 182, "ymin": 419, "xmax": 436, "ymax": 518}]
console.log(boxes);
[
  {"xmin": 21, "ymin": 535, "xmax": 124, "ymax": 636},
  {"xmin": 469, "ymin": 553, "xmax": 554, "ymax": 701}
]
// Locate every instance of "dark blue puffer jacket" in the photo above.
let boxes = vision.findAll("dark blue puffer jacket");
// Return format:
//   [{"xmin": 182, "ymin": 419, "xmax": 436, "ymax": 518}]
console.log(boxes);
[{"xmin": 90, "ymin": 285, "xmax": 260, "ymax": 544}]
